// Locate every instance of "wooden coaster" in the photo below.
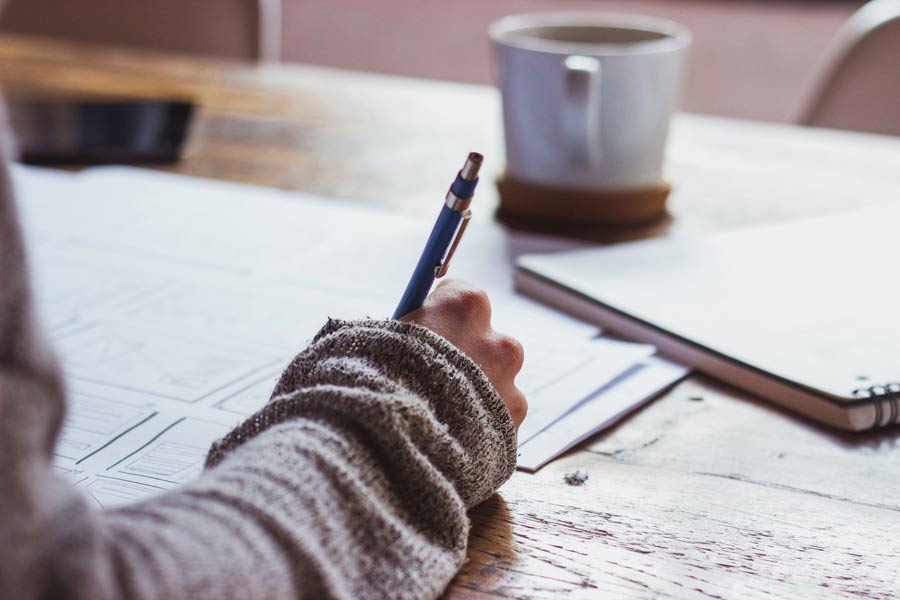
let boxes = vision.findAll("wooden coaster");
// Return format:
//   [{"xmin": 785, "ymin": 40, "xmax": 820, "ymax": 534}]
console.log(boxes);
[{"xmin": 496, "ymin": 174, "xmax": 671, "ymax": 227}]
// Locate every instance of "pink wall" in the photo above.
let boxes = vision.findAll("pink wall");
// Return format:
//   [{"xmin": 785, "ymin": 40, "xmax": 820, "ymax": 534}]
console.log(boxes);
[{"xmin": 282, "ymin": 0, "xmax": 860, "ymax": 122}]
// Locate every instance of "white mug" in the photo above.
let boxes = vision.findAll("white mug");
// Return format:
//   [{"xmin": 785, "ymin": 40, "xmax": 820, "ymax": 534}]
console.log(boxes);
[{"xmin": 490, "ymin": 13, "xmax": 691, "ymax": 190}]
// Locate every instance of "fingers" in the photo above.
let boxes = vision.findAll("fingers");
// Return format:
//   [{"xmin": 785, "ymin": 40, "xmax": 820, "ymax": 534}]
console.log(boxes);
[
  {"xmin": 490, "ymin": 332, "xmax": 525, "ymax": 375},
  {"xmin": 499, "ymin": 386, "xmax": 528, "ymax": 429},
  {"xmin": 482, "ymin": 333, "xmax": 527, "ymax": 430},
  {"xmin": 437, "ymin": 282, "xmax": 526, "ymax": 429},
  {"xmin": 402, "ymin": 278, "xmax": 528, "ymax": 430}
]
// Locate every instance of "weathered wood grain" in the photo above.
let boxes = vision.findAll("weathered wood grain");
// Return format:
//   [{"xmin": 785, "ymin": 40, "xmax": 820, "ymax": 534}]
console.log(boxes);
[
  {"xmin": 1, "ymin": 34, "xmax": 899, "ymax": 599},
  {"xmin": 461, "ymin": 454, "xmax": 900, "ymax": 599}
]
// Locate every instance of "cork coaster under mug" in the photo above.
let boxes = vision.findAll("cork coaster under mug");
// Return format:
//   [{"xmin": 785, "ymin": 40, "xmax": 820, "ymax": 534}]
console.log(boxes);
[{"xmin": 496, "ymin": 175, "xmax": 671, "ymax": 227}]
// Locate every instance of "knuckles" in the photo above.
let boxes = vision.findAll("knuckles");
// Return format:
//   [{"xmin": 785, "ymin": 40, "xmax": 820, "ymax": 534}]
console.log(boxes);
[
  {"xmin": 441, "ymin": 287, "xmax": 492, "ymax": 323},
  {"xmin": 427, "ymin": 284, "xmax": 528, "ymax": 432},
  {"xmin": 491, "ymin": 334, "xmax": 525, "ymax": 374},
  {"xmin": 507, "ymin": 389, "xmax": 528, "ymax": 425}
]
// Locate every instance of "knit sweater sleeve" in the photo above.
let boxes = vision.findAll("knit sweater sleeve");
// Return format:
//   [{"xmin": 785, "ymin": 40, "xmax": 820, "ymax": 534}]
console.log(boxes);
[
  {"xmin": 27, "ymin": 317, "xmax": 519, "ymax": 600},
  {"xmin": 0, "ymin": 152, "xmax": 517, "ymax": 597}
]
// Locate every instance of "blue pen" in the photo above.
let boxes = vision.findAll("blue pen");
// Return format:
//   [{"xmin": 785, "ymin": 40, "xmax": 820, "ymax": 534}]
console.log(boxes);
[{"xmin": 392, "ymin": 152, "xmax": 482, "ymax": 319}]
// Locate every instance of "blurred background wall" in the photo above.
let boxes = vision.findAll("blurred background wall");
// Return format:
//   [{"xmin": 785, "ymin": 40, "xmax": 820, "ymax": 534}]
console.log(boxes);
[
  {"xmin": 0, "ymin": 0, "xmax": 866, "ymax": 123},
  {"xmin": 281, "ymin": 0, "xmax": 863, "ymax": 123}
]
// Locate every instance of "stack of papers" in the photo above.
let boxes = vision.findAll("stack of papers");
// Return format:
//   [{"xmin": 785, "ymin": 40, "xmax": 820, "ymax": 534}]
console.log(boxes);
[
  {"xmin": 14, "ymin": 165, "xmax": 687, "ymax": 507},
  {"xmin": 516, "ymin": 356, "xmax": 686, "ymax": 471}
]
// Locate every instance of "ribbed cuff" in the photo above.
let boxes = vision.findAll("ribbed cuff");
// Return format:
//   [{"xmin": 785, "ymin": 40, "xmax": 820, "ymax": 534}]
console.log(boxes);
[{"xmin": 206, "ymin": 319, "xmax": 517, "ymax": 504}]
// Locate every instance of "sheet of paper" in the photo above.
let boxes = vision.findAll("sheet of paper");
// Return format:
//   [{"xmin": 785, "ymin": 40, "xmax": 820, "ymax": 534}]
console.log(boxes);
[
  {"xmin": 51, "ymin": 379, "xmax": 244, "ymax": 506},
  {"xmin": 515, "ymin": 339, "xmax": 656, "ymax": 445},
  {"xmin": 516, "ymin": 357, "xmax": 689, "ymax": 472},
  {"xmin": 13, "ymin": 164, "xmax": 649, "ymax": 504}
]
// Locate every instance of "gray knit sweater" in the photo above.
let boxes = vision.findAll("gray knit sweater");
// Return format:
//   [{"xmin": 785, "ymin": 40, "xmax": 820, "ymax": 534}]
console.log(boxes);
[{"xmin": 0, "ymin": 151, "xmax": 517, "ymax": 597}]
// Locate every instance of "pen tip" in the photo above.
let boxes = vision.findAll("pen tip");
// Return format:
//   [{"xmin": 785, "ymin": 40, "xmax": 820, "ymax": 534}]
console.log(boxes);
[{"xmin": 461, "ymin": 152, "xmax": 483, "ymax": 181}]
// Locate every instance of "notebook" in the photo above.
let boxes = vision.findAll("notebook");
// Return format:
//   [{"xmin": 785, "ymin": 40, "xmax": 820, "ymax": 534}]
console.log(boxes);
[{"xmin": 516, "ymin": 203, "xmax": 900, "ymax": 432}]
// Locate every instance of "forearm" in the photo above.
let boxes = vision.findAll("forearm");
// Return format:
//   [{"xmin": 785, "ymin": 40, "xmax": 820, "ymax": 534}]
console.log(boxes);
[
  {"xmin": 0, "ymin": 121, "xmax": 517, "ymax": 598},
  {"xmin": 32, "ymin": 319, "xmax": 516, "ymax": 600},
  {"xmin": 101, "ymin": 418, "xmax": 465, "ymax": 599}
]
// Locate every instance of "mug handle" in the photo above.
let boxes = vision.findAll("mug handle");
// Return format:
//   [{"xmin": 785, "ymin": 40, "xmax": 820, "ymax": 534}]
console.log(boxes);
[{"xmin": 561, "ymin": 55, "xmax": 601, "ymax": 167}]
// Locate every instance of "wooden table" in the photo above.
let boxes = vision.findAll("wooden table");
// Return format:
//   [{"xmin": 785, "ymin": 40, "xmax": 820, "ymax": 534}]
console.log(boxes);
[{"xmin": 2, "ymin": 34, "xmax": 900, "ymax": 599}]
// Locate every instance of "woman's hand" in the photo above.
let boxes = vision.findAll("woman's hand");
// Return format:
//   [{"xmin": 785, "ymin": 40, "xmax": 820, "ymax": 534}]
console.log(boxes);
[{"xmin": 400, "ymin": 279, "xmax": 527, "ymax": 431}]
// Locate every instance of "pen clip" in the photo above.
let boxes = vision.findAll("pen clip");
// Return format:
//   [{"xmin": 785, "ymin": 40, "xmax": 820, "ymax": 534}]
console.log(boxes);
[{"xmin": 435, "ymin": 209, "xmax": 471, "ymax": 278}]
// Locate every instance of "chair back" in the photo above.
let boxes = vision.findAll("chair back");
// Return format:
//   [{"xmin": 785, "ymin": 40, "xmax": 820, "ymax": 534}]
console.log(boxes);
[
  {"xmin": 0, "ymin": 0, "xmax": 281, "ymax": 62},
  {"xmin": 797, "ymin": 0, "xmax": 900, "ymax": 136}
]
